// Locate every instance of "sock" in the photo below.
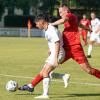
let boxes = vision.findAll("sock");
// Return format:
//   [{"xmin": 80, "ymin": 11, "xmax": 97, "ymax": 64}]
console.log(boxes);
[
  {"xmin": 49, "ymin": 71, "xmax": 53, "ymax": 79},
  {"xmin": 31, "ymin": 74, "xmax": 43, "ymax": 87},
  {"xmin": 55, "ymin": 73, "xmax": 65, "ymax": 79},
  {"xmin": 88, "ymin": 45, "xmax": 92, "ymax": 55},
  {"xmin": 43, "ymin": 77, "xmax": 50, "ymax": 96},
  {"xmin": 50, "ymin": 72, "xmax": 64, "ymax": 79},
  {"xmin": 90, "ymin": 68, "xmax": 100, "ymax": 78}
]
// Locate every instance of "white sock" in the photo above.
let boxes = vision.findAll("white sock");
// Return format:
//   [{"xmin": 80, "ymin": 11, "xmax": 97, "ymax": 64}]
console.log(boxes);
[
  {"xmin": 28, "ymin": 83, "xmax": 33, "ymax": 88},
  {"xmin": 56, "ymin": 74, "xmax": 65, "ymax": 79},
  {"xmin": 49, "ymin": 71, "xmax": 53, "ymax": 79},
  {"xmin": 88, "ymin": 45, "xmax": 93, "ymax": 55},
  {"xmin": 43, "ymin": 77, "xmax": 50, "ymax": 96},
  {"xmin": 50, "ymin": 71, "xmax": 64, "ymax": 79}
]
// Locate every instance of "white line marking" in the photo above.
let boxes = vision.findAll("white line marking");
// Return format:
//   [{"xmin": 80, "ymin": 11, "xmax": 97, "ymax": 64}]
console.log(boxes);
[
  {"xmin": 0, "ymin": 74, "xmax": 33, "ymax": 79},
  {"xmin": 0, "ymin": 73, "xmax": 100, "ymax": 86}
]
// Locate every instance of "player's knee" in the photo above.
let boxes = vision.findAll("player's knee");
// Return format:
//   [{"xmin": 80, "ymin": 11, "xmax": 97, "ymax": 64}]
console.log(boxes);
[
  {"xmin": 42, "ymin": 71, "xmax": 49, "ymax": 78},
  {"xmin": 85, "ymin": 65, "xmax": 92, "ymax": 74},
  {"xmin": 80, "ymin": 63, "xmax": 91, "ymax": 73}
]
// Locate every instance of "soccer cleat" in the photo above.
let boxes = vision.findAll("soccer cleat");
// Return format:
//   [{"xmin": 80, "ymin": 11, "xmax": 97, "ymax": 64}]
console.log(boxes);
[
  {"xmin": 87, "ymin": 55, "xmax": 91, "ymax": 58},
  {"xmin": 18, "ymin": 84, "xmax": 34, "ymax": 92},
  {"xmin": 34, "ymin": 95, "xmax": 49, "ymax": 99},
  {"xmin": 62, "ymin": 74, "xmax": 70, "ymax": 88}
]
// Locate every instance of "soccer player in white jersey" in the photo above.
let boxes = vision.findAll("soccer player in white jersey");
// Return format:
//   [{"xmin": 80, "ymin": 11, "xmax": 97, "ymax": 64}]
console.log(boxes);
[
  {"xmin": 87, "ymin": 12, "xmax": 100, "ymax": 58},
  {"xmin": 19, "ymin": 14, "xmax": 70, "ymax": 99}
]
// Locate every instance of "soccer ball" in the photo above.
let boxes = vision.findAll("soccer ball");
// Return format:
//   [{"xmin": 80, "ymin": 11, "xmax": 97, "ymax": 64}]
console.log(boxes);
[{"xmin": 6, "ymin": 80, "xmax": 18, "ymax": 92}]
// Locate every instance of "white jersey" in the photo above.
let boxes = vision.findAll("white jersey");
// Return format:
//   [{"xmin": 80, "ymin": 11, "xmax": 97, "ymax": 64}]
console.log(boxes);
[
  {"xmin": 91, "ymin": 18, "xmax": 100, "ymax": 33},
  {"xmin": 90, "ymin": 18, "xmax": 100, "ymax": 43},
  {"xmin": 44, "ymin": 24, "xmax": 65, "ymax": 65},
  {"xmin": 44, "ymin": 24, "xmax": 64, "ymax": 54}
]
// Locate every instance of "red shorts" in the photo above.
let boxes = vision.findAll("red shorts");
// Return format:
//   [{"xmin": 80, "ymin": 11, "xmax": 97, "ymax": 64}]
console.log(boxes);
[{"xmin": 62, "ymin": 44, "xmax": 88, "ymax": 64}]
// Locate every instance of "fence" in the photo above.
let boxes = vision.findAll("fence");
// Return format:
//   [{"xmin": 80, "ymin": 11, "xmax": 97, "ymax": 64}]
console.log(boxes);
[{"xmin": 0, "ymin": 28, "xmax": 44, "ymax": 37}]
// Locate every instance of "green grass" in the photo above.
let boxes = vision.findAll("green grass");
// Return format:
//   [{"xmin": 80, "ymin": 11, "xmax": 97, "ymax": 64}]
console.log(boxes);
[{"xmin": 0, "ymin": 37, "xmax": 100, "ymax": 100}]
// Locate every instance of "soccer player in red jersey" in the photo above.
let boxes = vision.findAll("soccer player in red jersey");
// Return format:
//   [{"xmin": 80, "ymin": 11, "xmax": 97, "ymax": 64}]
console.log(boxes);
[
  {"xmin": 80, "ymin": 14, "xmax": 90, "ymax": 45},
  {"xmin": 51, "ymin": 4, "xmax": 100, "ymax": 79}
]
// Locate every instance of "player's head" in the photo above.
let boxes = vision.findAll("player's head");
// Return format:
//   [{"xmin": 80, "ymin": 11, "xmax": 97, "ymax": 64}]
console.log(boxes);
[
  {"xmin": 59, "ymin": 4, "xmax": 70, "ymax": 18},
  {"xmin": 35, "ymin": 14, "xmax": 48, "ymax": 29},
  {"xmin": 91, "ymin": 12, "xmax": 96, "ymax": 20},
  {"xmin": 83, "ymin": 14, "xmax": 86, "ymax": 19}
]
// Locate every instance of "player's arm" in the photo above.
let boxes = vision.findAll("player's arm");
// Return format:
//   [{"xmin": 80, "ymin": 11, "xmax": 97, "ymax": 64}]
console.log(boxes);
[
  {"xmin": 51, "ymin": 17, "xmax": 69, "ymax": 26},
  {"xmin": 53, "ymin": 41, "xmax": 60, "ymax": 67}
]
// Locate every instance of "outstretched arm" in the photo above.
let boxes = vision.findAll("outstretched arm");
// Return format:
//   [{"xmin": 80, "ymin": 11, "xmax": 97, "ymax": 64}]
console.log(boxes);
[{"xmin": 51, "ymin": 17, "xmax": 69, "ymax": 26}]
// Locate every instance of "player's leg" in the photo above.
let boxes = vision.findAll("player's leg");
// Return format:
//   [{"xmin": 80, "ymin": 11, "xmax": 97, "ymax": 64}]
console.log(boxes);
[
  {"xmin": 80, "ymin": 61, "xmax": 100, "ymax": 78},
  {"xmin": 87, "ymin": 32, "xmax": 95, "ymax": 58},
  {"xmin": 57, "ymin": 49, "xmax": 71, "ymax": 88},
  {"xmin": 72, "ymin": 44, "xmax": 100, "ymax": 78},
  {"xmin": 49, "ymin": 71, "xmax": 70, "ymax": 88},
  {"xmin": 35, "ymin": 63, "xmax": 64, "ymax": 98},
  {"xmin": 35, "ymin": 63, "xmax": 55, "ymax": 99},
  {"xmin": 18, "ymin": 63, "xmax": 54, "ymax": 94},
  {"xmin": 35, "ymin": 50, "xmax": 66, "ymax": 98},
  {"xmin": 87, "ymin": 41, "xmax": 94, "ymax": 58},
  {"xmin": 82, "ymin": 30, "xmax": 88, "ymax": 45}
]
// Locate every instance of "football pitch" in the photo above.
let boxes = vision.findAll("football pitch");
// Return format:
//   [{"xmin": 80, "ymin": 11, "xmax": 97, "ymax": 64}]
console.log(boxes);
[{"xmin": 0, "ymin": 37, "xmax": 100, "ymax": 100}]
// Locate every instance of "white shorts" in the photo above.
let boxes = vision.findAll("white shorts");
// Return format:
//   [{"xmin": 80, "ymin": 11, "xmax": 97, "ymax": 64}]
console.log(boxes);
[
  {"xmin": 90, "ymin": 32, "xmax": 100, "ymax": 43},
  {"xmin": 45, "ymin": 49, "xmax": 65, "ymax": 66}
]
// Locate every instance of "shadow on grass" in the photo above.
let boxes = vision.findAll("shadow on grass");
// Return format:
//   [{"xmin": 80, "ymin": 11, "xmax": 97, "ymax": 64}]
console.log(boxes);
[
  {"xmin": 15, "ymin": 93, "xmax": 41, "ymax": 96},
  {"xmin": 15, "ymin": 93, "xmax": 100, "ymax": 98},
  {"xmin": 50, "ymin": 93, "xmax": 100, "ymax": 98}
]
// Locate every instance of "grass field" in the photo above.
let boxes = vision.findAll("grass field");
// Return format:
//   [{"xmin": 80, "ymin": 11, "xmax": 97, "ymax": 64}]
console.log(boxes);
[{"xmin": 0, "ymin": 37, "xmax": 100, "ymax": 100}]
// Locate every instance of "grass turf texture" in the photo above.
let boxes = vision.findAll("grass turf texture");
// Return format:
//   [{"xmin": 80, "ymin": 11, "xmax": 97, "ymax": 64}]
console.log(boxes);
[{"xmin": 0, "ymin": 37, "xmax": 100, "ymax": 100}]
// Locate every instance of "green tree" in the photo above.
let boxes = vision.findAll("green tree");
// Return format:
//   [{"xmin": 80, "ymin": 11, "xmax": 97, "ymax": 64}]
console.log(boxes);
[
  {"xmin": 75, "ymin": 0, "xmax": 100, "ymax": 9},
  {"xmin": 0, "ymin": 0, "xmax": 5, "ymax": 20},
  {"xmin": 4, "ymin": 0, "xmax": 16, "ymax": 15},
  {"xmin": 15, "ymin": 0, "xmax": 38, "ymax": 15}
]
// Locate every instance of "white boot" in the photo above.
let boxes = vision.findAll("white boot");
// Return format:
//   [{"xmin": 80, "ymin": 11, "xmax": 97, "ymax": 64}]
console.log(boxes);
[{"xmin": 62, "ymin": 74, "xmax": 70, "ymax": 88}]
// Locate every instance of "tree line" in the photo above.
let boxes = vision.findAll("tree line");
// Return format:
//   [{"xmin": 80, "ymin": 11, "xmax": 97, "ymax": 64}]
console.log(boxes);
[{"xmin": 0, "ymin": 0, "xmax": 100, "ymax": 21}]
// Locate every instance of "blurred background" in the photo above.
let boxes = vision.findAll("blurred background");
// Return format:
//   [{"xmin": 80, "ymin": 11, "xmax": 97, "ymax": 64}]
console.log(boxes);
[{"xmin": 0, "ymin": 0, "xmax": 100, "ymax": 37}]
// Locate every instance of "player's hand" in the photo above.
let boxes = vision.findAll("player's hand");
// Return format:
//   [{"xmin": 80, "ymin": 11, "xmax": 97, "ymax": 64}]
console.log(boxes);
[
  {"xmin": 48, "ymin": 50, "xmax": 51, "ymax": 56},
  {"xmin": 94, "ymin": 30, "xmax": 99, "ymax": 34}
]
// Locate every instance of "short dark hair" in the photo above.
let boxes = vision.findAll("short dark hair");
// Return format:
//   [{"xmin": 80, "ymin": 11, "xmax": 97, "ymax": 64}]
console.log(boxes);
[
  {"xmin": 60, "ymin": 3, "xmax": 67, "ymax": 7},
  {"xmin": 91, "ymin": 11, "xmax": 96, "ymax": 15},
  {"xmin": 59, "ymin": 3, "xmax": 70, "ymax": 11},
  {"xmin": 35, "ymin": 14, "xmax": 49, "ymax": 22}
]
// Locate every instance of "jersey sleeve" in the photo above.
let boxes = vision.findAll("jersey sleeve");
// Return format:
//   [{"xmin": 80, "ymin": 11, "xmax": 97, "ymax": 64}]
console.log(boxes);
[
  {"xmin": 50, "ymin": 27, "xmax": 60, "ymax": 43},
  {"xmin": 66, "ymin": 13, "xmax": 74, "ymax": 21}
]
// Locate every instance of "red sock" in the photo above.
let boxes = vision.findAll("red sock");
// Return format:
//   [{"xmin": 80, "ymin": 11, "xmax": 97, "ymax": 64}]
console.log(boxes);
[
  {"xmin": 31, "ymin": 74, "xmax": 43, "ymax": 87},
  {"xmin": 90, "ymin": 68, "xmax": 100, "ymax": 78}
]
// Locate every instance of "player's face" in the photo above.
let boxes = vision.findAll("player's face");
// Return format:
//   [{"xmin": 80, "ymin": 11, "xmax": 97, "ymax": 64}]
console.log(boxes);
[
  {"xmin": 91, "ymin": 13, "xmax": 96, "ymax": 19},
  {"xmin": 59, "ymin": 8, "xmax": 64, "ymax": 17},
  {"xmin": 59, "ymin": 7, "xmax": 67, "ymax": 18},
  {"xmin": 83, "ymin": 15, "xmax": 86, "ymax": 19},
  {"xmin": 35, "ymin": 20, "xmax": 44, "ymax": 29}
]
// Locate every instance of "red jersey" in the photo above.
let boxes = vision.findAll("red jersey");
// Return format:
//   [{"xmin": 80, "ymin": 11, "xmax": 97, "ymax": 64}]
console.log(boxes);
[
  {"xmin": 80, "ymin": 18, "xmax": 90, "ymax": 27},
  {"xmin": 63, "ymin": 12, "xmax": 80, "ymax": 46}
]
